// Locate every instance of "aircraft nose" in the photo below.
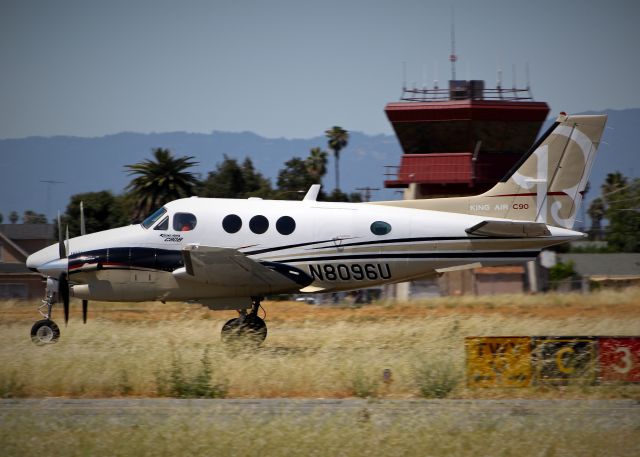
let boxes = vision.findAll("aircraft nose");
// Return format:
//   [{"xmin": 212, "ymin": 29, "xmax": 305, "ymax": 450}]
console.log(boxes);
[
  {"xmin": 26, "ymin": 244, "xmax": 60, "ymax": 273},
  {"xmin": 26, "ymin": 252, "xmax": 40, "ymax": 271}
]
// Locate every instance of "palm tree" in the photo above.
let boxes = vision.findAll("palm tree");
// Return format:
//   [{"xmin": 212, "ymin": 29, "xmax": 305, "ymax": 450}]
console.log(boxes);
[
  {"xmin": 325, "ymin": 126, "xmax": 349, "ymax": 191},
  {"xmin": 587, "ymin": 197, "xmax": 605, "ymax": 240},
  {"xmin": 125, "ymin": 148, "xmax": 199, "ymax": 221},
  {"xmin": 305, "ymin": 147, "xmax": 328, "ymax": 185},
  {"xmin": 601, "ymin": 171, "xmax": 628, "ymax": 198}
]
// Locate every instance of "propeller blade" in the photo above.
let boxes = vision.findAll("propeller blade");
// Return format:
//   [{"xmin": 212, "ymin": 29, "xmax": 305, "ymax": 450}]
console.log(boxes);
[
  {"xmin": 60, "ymin": 273, "xmax": 70, "ymax": 325},
  {"xmin": 82, "ymin": 300, "xmax": 88, "ymax": 324},
  {"xmin": 58, "ymin": 212, "xmax": 66, "ymax": 258},
  {"xmin": 65, "ymin": 225, "xmax": 70, "ymax": 258},
  {"xmin": 80, "ymin": 201, "xmax": 86, "ymax": 236}
]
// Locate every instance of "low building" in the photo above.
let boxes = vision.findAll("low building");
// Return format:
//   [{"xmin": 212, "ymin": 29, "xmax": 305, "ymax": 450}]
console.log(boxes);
[
  {"xmin": 557, "ymin": 253, "xmax": 640, "ymax": 289},
  {"xmin": 0, "ymin": 224, "xmax": 54, "ymax": 300}
]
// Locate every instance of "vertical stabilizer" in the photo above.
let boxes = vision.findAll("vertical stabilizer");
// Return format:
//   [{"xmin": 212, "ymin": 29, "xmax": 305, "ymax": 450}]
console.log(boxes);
[{"xmin": 372, "ymin": 113, "xmax": 608, "ymax": 229}]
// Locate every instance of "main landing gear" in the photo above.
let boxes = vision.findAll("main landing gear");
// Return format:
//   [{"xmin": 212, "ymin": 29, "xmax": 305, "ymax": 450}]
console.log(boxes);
[
  {"xmin": 221, "ymin": 297, "xmax": 267, "ymax": 346},
  {"xmin": 31, "ymin": 278, "xmax": 61, "ymax": 345}
]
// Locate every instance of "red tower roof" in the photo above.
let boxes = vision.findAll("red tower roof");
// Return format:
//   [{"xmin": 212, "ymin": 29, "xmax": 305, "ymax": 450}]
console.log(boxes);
[{"xmin": 384, "ymin": 91, "xmax": 550, "ymax": 193}]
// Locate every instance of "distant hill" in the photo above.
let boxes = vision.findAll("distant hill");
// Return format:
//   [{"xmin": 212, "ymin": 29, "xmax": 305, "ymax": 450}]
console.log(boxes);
[
  {"xmin": 1, "ymin": 108, "xmax": 638, "ymax": 226},
  {"xmin": 0, "ymin": 131, "xmax": 403, "ymax": 221}
]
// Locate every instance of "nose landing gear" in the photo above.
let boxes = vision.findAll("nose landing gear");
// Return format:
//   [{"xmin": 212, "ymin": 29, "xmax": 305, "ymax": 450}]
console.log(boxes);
[
  {"xmin": 221, "ymin": 297, "xmax": 267, "ymax": 346},
  {"xmin": 30, "ymin": 278, "xmax": 61, "ymax": 345},
  {"xmin": 31, "ymin": 319, "xmax": 60, "ymax": 345}
]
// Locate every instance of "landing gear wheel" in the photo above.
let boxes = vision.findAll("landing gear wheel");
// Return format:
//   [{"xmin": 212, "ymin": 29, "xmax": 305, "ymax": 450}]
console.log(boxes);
[
  {"xmin": 221, "ymin": 315, "xmax": 267, "ymax": 346},
  {"xmin": 30, "ymin": 319, "xmax": 60, "ymax": 345}
]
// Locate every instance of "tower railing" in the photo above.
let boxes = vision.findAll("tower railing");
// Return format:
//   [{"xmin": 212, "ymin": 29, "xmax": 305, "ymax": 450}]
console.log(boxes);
[{"xmin": 400, "ymin": 86, "xmax": 533, "ymax": 102}]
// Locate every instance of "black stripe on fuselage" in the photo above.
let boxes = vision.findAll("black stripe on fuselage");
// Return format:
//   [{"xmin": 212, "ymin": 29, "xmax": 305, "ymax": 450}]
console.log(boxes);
[
  {"xmin": 68, "ymin": 247, "xmax": 184, "ymax": 273},
  {"xmin": 242, "ymin": 238, "xmax": 338, "ymax": 255},
  {"xmin": 275, "ymin": 251, "xmax": 540, "ymax": 264},
  {"xmin": 67, "ymin": 247, "xmax": 314, "ymax": 287},
  {"xmin": 243, "ymin": 235, "xmax": 543, "ymax": 256},
  {"xmin": 313, "ymin": 235, "xmax": 525, "ymax": 250}
]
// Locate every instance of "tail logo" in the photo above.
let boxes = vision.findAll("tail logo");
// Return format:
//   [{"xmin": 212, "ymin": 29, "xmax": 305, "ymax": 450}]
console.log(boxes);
[{"xmin": 509, "ymin": 124, "xmax": 593, "ymax": 228}]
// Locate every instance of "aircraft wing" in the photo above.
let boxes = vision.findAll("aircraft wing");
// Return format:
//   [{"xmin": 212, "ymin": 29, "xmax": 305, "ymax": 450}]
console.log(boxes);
[
  {"xmin": 173, "ymin": 245, "xmax": 312, "ymax": 289},
  {"xmin": 465, "ymin": 220, "xmax": 551, "ymax": 237}
]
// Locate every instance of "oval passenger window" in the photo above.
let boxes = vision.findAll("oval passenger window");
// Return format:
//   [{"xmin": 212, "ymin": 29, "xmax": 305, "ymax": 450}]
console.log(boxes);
[
  {"xmin": 276, "ymin": 216, "xmax": 296, "ymax": 235},
  {"xmin": 370, "ymin": 221, "xmax": 392, "ymax": 236},
  {"xmin": 222, "ymin": 214, "xmax": 242, "ymax": 233},
  {"xmin": 249, "ymin": 215, "xmax": 269, "ymax": 234}
]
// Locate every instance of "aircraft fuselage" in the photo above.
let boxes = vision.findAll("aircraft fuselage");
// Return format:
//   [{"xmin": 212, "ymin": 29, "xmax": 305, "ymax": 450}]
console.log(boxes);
[{"xmin": 27, "ymin": 196, "xmax": 581, "ymax": 308}]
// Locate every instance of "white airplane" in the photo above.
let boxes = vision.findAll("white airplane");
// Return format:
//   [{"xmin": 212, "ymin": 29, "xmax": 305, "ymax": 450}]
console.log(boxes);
[{"xmin": 26, "ymin": 113, "xmax": 607, "ymax": 345}]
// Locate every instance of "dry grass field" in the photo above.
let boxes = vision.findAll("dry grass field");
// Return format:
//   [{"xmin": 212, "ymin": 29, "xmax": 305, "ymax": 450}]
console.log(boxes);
[
  {"xmin": 1, "ymin": 288, "xmax": 639, "ymax": 399},
  {"xmin": 1, "ymin": 289, "xmax": 640, "ymax": 456}
]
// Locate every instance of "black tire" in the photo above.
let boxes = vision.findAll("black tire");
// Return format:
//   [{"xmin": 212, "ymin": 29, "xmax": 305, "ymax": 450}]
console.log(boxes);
[
  {"xmin": 221, "ymin": 317, "xmax": 243, "ymax": 344},
  {"xmin": 30, "ymin": 319, "xmax": 60, "ymax": 345},
  {"xmin": 244, "ymin": 314, "xmax": 267, "ymax": 344},
  {"xmin": 221, "ymin": 315, "xmax": 267, "ymax": 346}
]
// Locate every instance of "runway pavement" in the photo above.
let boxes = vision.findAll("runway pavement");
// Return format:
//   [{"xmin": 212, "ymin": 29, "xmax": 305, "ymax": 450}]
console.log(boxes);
[{"xmin": 2, "ymin": 398, "xmax": 639, "ymax": 429}]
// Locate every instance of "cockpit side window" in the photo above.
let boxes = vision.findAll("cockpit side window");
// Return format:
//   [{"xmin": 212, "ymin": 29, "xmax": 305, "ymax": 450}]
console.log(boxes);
[
  {"xmin": 173, "ymin": 212, "xmax": 197, "ymax": 232},
  {"xmin": 154, "ymin": 216, "xmax": 169, "ymax": 231},
  {"xmin": 142, "ymin": 207, "xmax": 167, "ymax": 229}
]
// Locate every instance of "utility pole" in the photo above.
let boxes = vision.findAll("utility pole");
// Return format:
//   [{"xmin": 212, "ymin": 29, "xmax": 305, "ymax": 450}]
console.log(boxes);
[
  {"xmin": 40, "ymin": 180, "xmax": 64, "ymax": 221},
  {"xmin": 356, "ymin": 187, "xmax": 380, "ymax": 203}
]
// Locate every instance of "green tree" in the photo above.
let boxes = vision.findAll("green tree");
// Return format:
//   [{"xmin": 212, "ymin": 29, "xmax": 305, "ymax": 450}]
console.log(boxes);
[
  {"xmin": 23, "ymin": 210, "xmax": 48, "ymax": 224},
  {"xmin": 603, "ymin": 174, "xmax": 640, "ymax": 252},
  {"xmin": 548, "ymin": 260, "xmax": 578, "ymax": 289},
  {"xmin": 325, "ymin": 126, "xmax": 349, "ymax": 191},
  {"xmin": 0, "ymin": 213, "xmax": 3, "ymax": 224},
  {"xmin": 62, "ymin": 191, "xmax": 129, "ymax": 237},
  {"xmin": 276, "ymin": 157, "xmax": 316, "ymax": 198},
  {"xmin": 9, "ymin": 211, "xmax": 18, "ymax": 224},
  {"xmin": 239, "ymin": 157, "xmax": 273, "ymax": 198},
  {"xmin": 587, "ymin": 197, "xmax": 605, "ymax": 240},
  {"xmin": 589, "ymin": 172, "xmax": 640, "ymax": 252},
  {"xmin": 601, "ymin": 171, "xmax": 627, "ymax": 197},
  {"xmin": 305, "ymin": 147, "xmax": 328, "ymax": 185},
  {"xmin": 125, "ymin": 148, "xmax": 199, "ymax": 221},
  {"xmin": 200, "ymin": 156, "xmax": 272, "ymax": 199},
  {"xmin": 323, "ymin": 189, "xmax": 362, "ymax": 203}
]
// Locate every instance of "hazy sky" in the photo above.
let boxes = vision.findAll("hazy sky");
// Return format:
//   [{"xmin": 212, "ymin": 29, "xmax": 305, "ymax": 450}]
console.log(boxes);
[{"xmin": 1, "ymin": 0, "xmax": 639, "ymax": 139}]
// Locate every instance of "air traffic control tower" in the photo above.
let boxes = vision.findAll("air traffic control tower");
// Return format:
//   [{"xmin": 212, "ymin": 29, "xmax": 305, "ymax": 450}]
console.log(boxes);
[
  {"xmin": 383, "ymin": 73, "xmax": 550, "ymax": 298},
  {"xmin": 384, "ymin": 80, "xmax": 550, "ymax": 199}
]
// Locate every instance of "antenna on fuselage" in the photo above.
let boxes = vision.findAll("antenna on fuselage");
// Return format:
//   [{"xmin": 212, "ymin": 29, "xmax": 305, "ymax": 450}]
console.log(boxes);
[{"xmin": 80, "ymin": 201, "xmax": 86, "ymax": 236}]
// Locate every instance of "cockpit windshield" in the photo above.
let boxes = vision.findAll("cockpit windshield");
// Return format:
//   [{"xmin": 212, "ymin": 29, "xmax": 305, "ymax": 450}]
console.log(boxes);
[{"xmin": 141, "ymin": 207, "xmax": 167, "ymax": 229}]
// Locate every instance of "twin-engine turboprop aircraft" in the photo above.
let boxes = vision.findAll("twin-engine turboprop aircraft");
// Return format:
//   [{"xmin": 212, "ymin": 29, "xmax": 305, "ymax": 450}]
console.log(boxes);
[{"xmin": 27, "ymin": 113, "xmax": 607, "ymax": 345}]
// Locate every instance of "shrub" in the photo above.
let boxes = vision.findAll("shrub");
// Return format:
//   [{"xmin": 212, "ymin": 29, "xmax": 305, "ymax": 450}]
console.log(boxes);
[
  {"xmin": 414, "ymin": 361, "xmax": 458, "ymax": 399},
  {"xmin": 348, "ymin": 368, "xmax": 379, "ymax": 398},
  {"xmin": 155, "ymin": 347, "xmax": 227, "ymax": 398},
  {"xmin": 0, "ymin": 371, "xmax": 25, "ymax": 398}
]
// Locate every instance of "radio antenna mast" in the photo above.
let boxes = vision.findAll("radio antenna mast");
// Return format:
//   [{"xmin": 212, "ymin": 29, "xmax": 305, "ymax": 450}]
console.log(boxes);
[{"xmin": 450, "ymin": 8, "xmax": 457, "ymax": 80}]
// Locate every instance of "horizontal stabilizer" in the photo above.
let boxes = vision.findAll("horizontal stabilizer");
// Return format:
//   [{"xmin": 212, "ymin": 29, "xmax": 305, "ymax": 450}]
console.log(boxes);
[
  {"xmin": 466, "ymin": 220, "xmax": 551, "ymax": 238},
  {"xmin": 299, "ymin": 285, "xmax": 327, "ymax": 293},
  {"xmin": 435, "ymin": 262, "xmax": 482, "ymax": 273}
]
